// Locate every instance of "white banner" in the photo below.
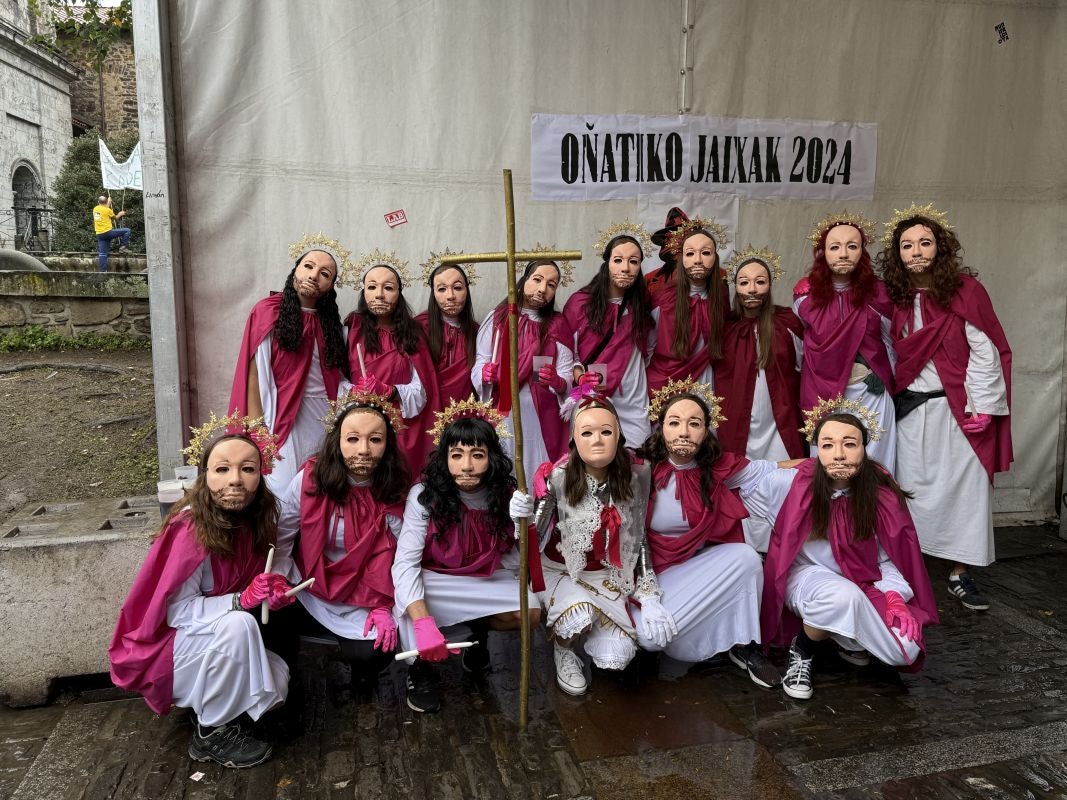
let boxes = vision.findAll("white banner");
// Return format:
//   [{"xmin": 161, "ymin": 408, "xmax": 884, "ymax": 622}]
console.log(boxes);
[
  {"xmin": 532, "ymin": 114, "xmax": 876, "ymax": 201},
  {"xmin": 99, "ymin": 139, "xmax": 143, "ymax": 191}
]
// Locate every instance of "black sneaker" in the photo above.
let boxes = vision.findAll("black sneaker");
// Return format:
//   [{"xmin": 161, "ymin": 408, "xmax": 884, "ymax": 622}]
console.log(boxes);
[
  {"xmin": 948, "ymin": 571, "xmax": 990, "ymax": 611},
  {"xmin": 461, "ymin": 640, "xmax": 490, "ymax": 676},
  {"xmin": 188, "ymin": 721, "xmax": 271, "ymax": 768},
  {"xmin": 728, "ymin": 643, "xmax": 782, "ymax": 689},
  {"xmin": 837, "ymin": 646, "xmax": 870, "ymax": 667},
  {"xmin": 782, "ymin": 638, "xmax": 814, "ymax": 700},
  {"xmin": 406, "ymin": 661, "xmax": 441, "ymax": 714}
]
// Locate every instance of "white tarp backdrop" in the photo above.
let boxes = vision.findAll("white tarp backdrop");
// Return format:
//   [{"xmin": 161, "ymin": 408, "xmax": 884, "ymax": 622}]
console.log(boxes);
[{"xmin": 143, "ymin": 0, "xmax": 1065, "ymax": 520}]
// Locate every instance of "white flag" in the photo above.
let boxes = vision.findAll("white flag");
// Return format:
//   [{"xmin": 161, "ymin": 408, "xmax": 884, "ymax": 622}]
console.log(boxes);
[{"xmin": 99, "ymin": 139, "xmax": 143, "ymax": 191}]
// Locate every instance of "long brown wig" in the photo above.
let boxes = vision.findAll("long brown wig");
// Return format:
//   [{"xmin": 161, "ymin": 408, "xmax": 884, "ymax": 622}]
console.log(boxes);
[
  {"xmin": 877, "ymin": 216, "xmax": 975, "ymax": 310},
  {"xmin": 493, "ymin": 259, "xmax": 560, "ymax": 348},
  {"xmin": 635, "ymin": 393, "xmax": 722, "ymax": 506},
  {"xmin": 311, "ymin": 404, "xmax": 410, "ymax": 506},
  {"xmin": 672, "ymin": 229, "xmax": 726, "ymax": 360},
  {"xmin": 424, "ymin": 264, "xmax": 478, "ymax": 365},
  {"xmin": 564, "ymin": 397, "xmax": 634, "ymax": 506},
  {"xmin": 730, "ymin": 259, "xmax": 776, "ymax": 370},
  {"xmin": 580, "ymin": 235, "xmax": 654, "ymax": 348}
]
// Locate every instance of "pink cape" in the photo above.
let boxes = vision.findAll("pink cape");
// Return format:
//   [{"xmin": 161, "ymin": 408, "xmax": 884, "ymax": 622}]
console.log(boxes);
[
  {"xmin": 714, "ymin": 307, "xmax": 806, "ymax": 458},
  {"xmin": 422, "ymin": 507, "xmax": 515, "ymax": 577},
  {"xmin": 346, "ymin": 322, "xmax": 439, "ymax": 476},
  {"xmin": 796, "ymin": 282, "xmax": 895, "ymax": 410},
  {"xmin": 646, "ymin": 290, "xmax": 712, "ymax": 393},
  {"xmin": 228, "ymin": 294, "xmax": 344, "ymax": 449},
  {"xmin": 296, "ymin": 459, "xmax": 400, "ymax": 609},
  {"xmin": 646, "ymin": 454, "xmax": 750, "ymax": 572},
  {"xmin": 108, "ymin": 513, "xmax": 266, "ymax": 715},
  {"xmin": 891, "ymin": 275, "xmax": 1012, "ymax": 480},
  {"xmin": 415, "ymin": 311, "xmax": 476, "ymax": 411},
  {"xmin": 759, "ymin": 460, "xmax": 939, "ymax": 671},
  {"xmin": 562, "ymin": 289, "xmax": 645, "ymax": 397}
]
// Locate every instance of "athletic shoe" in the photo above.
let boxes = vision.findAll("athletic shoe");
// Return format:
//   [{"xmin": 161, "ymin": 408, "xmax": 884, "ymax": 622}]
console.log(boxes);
[
  {"xmin": 553, "ymin": 643, "xmax": 588, "ymax": 696},
  {"xmin": 188, "ymin": 721, "xmax": 271, "ymax": 769},
  {"xmin": 728, "ymin": 643, "xmax": 782, "ymax": 689},
  {"xmin": 405, "ymin": 661, "xmax": 441, "ymax": 714},
  {"xmin": 782, "ymin": 639, "xmax": 814, "ymax": 700},
  {"xmin": 461, "ymin": 640, "xmax": 491, "ymax": 676},
  {"xmin": 837, "ymin": 646, "xmax": 870, "ymax": 667},
  {"xmin": 117, "ymin": 246, "xmax": 130, "ymax": 254},
  {"xmin": 948, "ymin": 571, "xmax": 990, "ymax": 611}
]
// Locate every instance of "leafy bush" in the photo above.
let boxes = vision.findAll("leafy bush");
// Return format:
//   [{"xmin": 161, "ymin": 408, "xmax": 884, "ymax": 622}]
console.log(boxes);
[
  {"xmin": 0, "ymin": 324, "xmax": 149, "ymax": 352},
  {"xmin": 50, "ymin": 128, "xmax": 144, "ymax": 254}
]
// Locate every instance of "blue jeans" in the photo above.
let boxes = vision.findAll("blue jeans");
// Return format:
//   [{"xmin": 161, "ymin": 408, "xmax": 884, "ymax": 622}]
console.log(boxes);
[{"xmin": 97, "ymin": 228, "xmax": 131, "ymax": 272}]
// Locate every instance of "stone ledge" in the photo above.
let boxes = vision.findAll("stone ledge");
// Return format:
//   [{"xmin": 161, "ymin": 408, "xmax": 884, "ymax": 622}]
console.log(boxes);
[{"xmin": 0, "ymin": 271, "xmax": 147, "ymax": 298}]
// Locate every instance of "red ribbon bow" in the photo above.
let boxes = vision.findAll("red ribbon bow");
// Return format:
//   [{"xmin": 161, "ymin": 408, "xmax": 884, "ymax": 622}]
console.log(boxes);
[{"xmin": 592, "ymin": 505, "xmax": 623, "ymax": 568}]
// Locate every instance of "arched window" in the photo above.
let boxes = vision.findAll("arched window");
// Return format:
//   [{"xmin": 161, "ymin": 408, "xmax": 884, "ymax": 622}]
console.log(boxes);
[{"xmin": 11, "ymin": 162, "xmax": 46, "ymax": 251}]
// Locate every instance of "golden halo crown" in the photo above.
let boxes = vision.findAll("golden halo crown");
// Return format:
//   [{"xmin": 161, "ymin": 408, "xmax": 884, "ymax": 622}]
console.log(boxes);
[
  {"xmin": 428, "ymin": 395, "xmax": 511, "ymax": 446},
  {"xmin": 807, "ymin": 211, "xmax": 876, "ymax": 248},
  {"xmin": 665, "ymin": 218, "xmax": 732, "ymax": 256},
  {"xmin": 800, "ymin": 394, "xmax": 883, "ymax": 443},
  {"xmin": 520, "ymin": 243, "xmax": 574, "ymax": 287},
  {"xmin": 420, "ymin": 248, "xmax": 479, "ymax": 287},
  {"xmin": 647, "ymin": 376, "xmax": 726, "ymax": 427},
  {"xmin": 346, "ymin": 249, "xmax": 415, "ymax": 290},
  {"xmin": 288, "ymin": 232, "xmax": 353, "ymax": 284},
  {"xmin": 881, "ymin": 203, "xmax": 953, "ymax": 249},
  {"xmin": 324, "ymin": 388, "xmax": 406, "ymax": 433},
  {"xmin": 724, "ymin": 245, "xmax": 784, "ymax": 283},
  {"xmin": 183, "ymin": 410, "xmax": 281, "ymax": 470},
  {"xmin": 593, "ymin": 221, "xmax": 655, "ymax": 263}
]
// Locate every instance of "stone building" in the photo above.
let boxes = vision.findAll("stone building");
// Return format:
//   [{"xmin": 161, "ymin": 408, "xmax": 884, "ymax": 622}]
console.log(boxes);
[{"xmin": 0, "ymin": 0, "xmax": 76, "ymax": 251}]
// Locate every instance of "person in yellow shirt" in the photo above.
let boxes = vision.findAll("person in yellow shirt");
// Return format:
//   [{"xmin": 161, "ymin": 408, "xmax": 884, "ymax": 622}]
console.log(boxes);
[{"xmin": 93, "ymin": 194, "xmax": 131, "ymax": 272}]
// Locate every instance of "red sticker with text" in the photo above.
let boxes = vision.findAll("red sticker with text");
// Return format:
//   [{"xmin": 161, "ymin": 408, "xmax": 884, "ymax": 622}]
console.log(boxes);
[{"xmin": 384, "ymin": 209, "xmax": 408, "ymax": 228}]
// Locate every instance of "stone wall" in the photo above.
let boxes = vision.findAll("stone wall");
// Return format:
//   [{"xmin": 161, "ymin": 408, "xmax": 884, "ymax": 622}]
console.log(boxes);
[
  {"xmin": 0, "ymin": 271, "xmax": 150, "ymax": 338},
  {"xmin": 63, "ymin": 30, "xmax": 138, "ymax": 136}
]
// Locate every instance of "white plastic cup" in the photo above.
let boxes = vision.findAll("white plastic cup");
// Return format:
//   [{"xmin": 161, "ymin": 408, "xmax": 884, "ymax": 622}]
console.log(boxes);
[
  {"xmin": 157, "ymin": 479, "xmax": 185, "ymax": 518},
  {"xmin": 174, "ymin": 466, "xmax": 198, "ymax": 482}
]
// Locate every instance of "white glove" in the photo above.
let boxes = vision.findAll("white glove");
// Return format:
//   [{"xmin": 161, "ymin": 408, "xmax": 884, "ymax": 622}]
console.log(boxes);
[
  {"xmin": 638, "ymin": 596, "xmax": 678, "ymax": 648},
  {"xmin": 508, "ymin": 491, "xmax": 535, "ymax": 537}
]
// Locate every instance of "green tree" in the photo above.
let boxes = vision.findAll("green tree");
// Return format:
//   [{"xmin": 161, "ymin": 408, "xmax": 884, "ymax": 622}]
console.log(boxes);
[
  {"xmin": 29, "ymin": 0, "xmax": 132, "ymax": 72},
  {"xmin": 50, "ymin": 128, "xmax": 144, "ymax": 254}
]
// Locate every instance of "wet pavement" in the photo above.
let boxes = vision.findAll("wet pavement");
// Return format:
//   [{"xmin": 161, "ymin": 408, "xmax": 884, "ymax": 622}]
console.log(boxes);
[{"xmin": 4, "ymin": 523, "xmax": 1067, "ymax": 799}]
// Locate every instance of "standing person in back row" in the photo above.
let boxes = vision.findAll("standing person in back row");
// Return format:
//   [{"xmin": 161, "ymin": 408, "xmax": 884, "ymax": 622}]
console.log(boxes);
[{"xmin": 93, "ymin": 194, "xmax": 131, "ymax": 272}]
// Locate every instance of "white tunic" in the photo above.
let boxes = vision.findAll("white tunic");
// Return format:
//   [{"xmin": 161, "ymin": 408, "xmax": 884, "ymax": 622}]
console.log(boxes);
[
  {"xmin": 254, "ymin": 322, "xmax": 331, "ymax": 496},
  {"xmin": 392, "ymin": 483, "xmax": 537, "ymax": 649},
  {"xmin": 276, "ymin": 469, "xmax": 402, "ymax": 641},
  {"xmin": 168, "ymin": 560, "xmax": 288, "ymax": 727},
  {"xmin": 895, "ymin": 294, "xmax": 1007, "ymax": 566},
  {"xmin": 472, "ymin": 308, "xmax": 573, "ymax": 481},
  {"xmin": 743, "ymin": 471, "xmax": 921, "ymax": 666}
]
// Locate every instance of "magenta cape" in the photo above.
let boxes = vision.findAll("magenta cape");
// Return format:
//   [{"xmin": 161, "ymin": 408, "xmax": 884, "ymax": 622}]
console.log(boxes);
[
  {"xmin": 714, "ymin": 307, "xmax": 806, "ymax": 458},
  {"xmin": 646, "ymin": 290, "xmax": 713, "ymax": 393},
  {"xmin": 562, "ymin": 290, "xmax": 645, "ymax": 397},
  {"xmin": 646, "ymin": 454, "xmax": 750, "ymax": 572},
  {"xmin": 415, "ymin": 312, "xmax": 476, "ymax": 411},
  {"xmin": 485, "ymin": 307, "xmax": 570, "ymax": 462},
  {"xmin": 796, "ymin": 282, "xmax": 895, "ymax": 410},
  {"xmin": 346, "ymin": 323, "xmax": 439, "ymax": 476},
  {"xmin": 108, "ymin": 513, "xmax": 265, "ymax": 715},
  {"xmin": 296, "ymin": 460, "xmax": 400, "ymax": 610},
  {"xmin": 422, "ymin": 507, "xmax": 516, "ymax": 578},
  {"xmin": 891, "ymin": 276, "xmax": 1012, "ymax": 480},
  {"xmin": 229, "ymin": 294, "xmax": 344, "ymax": 449},
  {"xmin": 759, "ymin": 460, "xmax": 939, "ymax": 671}
]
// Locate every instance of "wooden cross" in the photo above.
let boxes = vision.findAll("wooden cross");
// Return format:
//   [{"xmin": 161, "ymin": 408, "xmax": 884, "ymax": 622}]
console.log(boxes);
[{"xmin": 438, "ymin": 169, "xmax": 581, "ymax": 729}]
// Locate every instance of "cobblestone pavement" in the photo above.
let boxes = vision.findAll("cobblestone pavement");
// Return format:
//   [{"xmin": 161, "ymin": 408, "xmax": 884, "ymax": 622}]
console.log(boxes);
[{"xmin": 4, "ymin": 524, "xmax": 1067, "ymax": 799}]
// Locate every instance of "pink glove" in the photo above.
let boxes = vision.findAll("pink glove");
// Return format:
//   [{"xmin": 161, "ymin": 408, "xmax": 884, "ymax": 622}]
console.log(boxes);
[
  {"xmin": 239, "ymin": 573, "xmax": 291, "ymax": 611},
  {"xmin": 355, "ymin": 375, "xmax": 391, "ymax": 397},
  {"xmin": 537, "ymin": 363, "xmax": 566, "ymax": 392},
  {"xmin": 961, "ymin": 413, "xmax": 992, "ymax": 434},
  {"xmin": 883, "ymin": 590, "xmax": 919, "ymax": 641},
  {"xmin": 792, "ymin": 277, "xmax": 811, "ymax": 300},
  {"xmin": 362, "ymin": 607, "xmax": 398, "ymax": 652},
  {"xmin": 577, "ymin": 370, "xmax": 601, "ymax": 389},
  {"xmin": 481, "ymin": 362, "xmax": 499, "ymax": 385},
  {"xmin": 412, "ymin": 616, "xmax": 457, "ymax": 662},
  {"xmin": 533, "ymin": 461, "xmax": 554, "ymax": 501}
]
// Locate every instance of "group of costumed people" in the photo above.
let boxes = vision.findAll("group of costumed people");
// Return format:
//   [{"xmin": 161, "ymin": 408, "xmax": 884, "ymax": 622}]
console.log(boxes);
[{"xmin": 108, "ymin": 202, "xmax": 1011, "ymax": 768}]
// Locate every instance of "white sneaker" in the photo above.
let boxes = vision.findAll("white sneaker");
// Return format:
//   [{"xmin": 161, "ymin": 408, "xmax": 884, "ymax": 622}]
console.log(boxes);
[
  {"xmin": 782, "ymin": 639, "xmax": 814, "ymax": 700},
  {"xmin": 553, "ymin": 644, "xmax": 588, "ymax": 696}
]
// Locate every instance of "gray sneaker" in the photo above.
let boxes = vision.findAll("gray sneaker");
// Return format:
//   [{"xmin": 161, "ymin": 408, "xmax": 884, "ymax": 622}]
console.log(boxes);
[{"xmin": 188, "ymin": 721, "xmax": 271, "ymax": 768}]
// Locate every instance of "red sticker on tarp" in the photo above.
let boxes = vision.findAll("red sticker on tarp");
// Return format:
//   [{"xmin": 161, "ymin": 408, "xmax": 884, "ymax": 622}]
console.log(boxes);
[{"xmin": 385, "ymin": 209, "xmax": 408, "ymax": 227}]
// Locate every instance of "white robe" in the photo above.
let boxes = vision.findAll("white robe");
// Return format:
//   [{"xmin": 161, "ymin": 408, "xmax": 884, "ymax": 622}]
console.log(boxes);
[
  {"xmin": 168, "ymin": 560, "xmax": 289, "ymax": 727},
  {"xmin": 895, "ymin": 295, "xmax": 1008, "ymax": 566}
]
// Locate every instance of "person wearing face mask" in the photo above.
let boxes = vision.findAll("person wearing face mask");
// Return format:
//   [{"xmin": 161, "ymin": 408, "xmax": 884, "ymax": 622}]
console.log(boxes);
[
  {"xmin": 714, "ymin": 247, "xmax": 805, "ymax": 463},
  {"xmin": 274, "ymin": 390, "xmax": 411, "ymax": 691},
  {"xmin": 532, "ymin": 395, "xmax": 654, "ymax": 696},
  {"xmin": 392, "ymin": 400, "xmax": 539, "ymax": 713},
  {"xmin": 343, "ymin": 251, "xmax": 439, "ymax": 475},
  {"xmin": 416, "ymin": 255, "xmax": 480, "ymax": 411},
  {"xmin": 793, "ymin": 213, "xmax": 897, "ymax": 471},
  {"xmin": 229, "ymin": 234, "xmax": 351, "ymax": 495},
  {"xmin": 748, "ymin": 402, "xmax": 938, "ymax": 701},
  {"xmin": 473, "ymin": 257, "xmax": 574, "ymax": 480},
  {"xmin": 562, "ymin": 224, "xmax": 657, "ymax": 448},
  {"xmin": 634, "ymin": 381, "xmax": 796, "ymax": 687},
  {"xmin": 110, "ymin": 415, "xmax": 295, "ymax": 768},
  {"xmin": 877, "ymin": 205, "xmax": 1012, "ymax": 612},
  {"xmin": 646, "ymin": 219, "xmax": 733, "ymax": 394}
]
